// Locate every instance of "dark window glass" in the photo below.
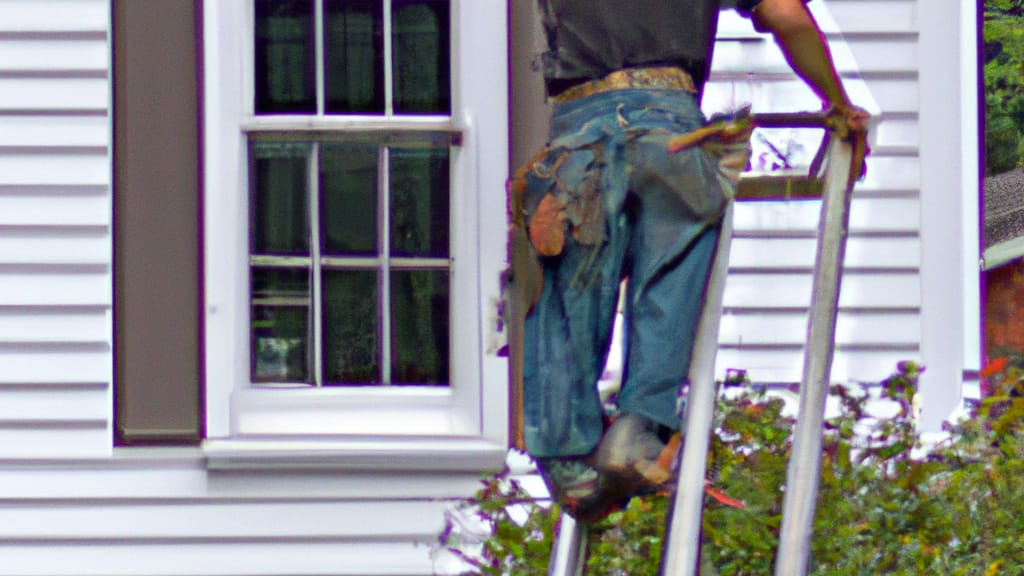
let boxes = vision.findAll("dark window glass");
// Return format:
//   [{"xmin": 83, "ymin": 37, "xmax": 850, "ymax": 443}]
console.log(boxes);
[
  {"xmin": 251, "ymin": 268, "xmax": 312, "ymax": 383},
  {"xmin": 324, "ymin": 0, "xmax": 384, "ymax": 113},
  {"xmin": 251, "ymin": 142, "xmax": 310, "ymax": 255},
  {"xmin": 320, "ymin": 143, "xmax": 378, "ymax": 255},
  {"xmin": 390, "ymin": 270, "xmax": 449, "ymax": 385},
  {"xmin": 390, "ymin": 147, "xmax": 449, "ymax": 257},
  {"xmin": 254, "ymin": 0, "xmax": 316, "ymax": 114},
  {"xmin": 323, "ymin": 270, "xmax": 379, "ymax": 384},
  {"xmin": 392, "ymin": 0, "xmax": 450, "ymax": 113}
]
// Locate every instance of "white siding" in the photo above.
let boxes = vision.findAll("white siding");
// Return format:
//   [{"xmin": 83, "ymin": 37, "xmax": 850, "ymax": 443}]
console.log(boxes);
[
  {"xmin": 709, "ymin": 0, "xmax": 922, "ymax": 385},
  {"xmin": 1, "ymin": 2, "xmax": 498, "ymax": 575},
  {"xmin": 0, "ymin": 0, "xmax": 111, "ymax": 459},
  {"xmin": 0, "ymin": 1, "xmax": 971, "ymax": 575},
  {"xmin": 0, "ymin": 456, "xmax": 482, "ymax": 576}
]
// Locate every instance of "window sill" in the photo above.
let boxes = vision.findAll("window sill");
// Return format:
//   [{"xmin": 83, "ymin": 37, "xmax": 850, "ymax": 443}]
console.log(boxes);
[{"xmin": 202, "ymin": 436, "xmax": 508, "ymax": 472}]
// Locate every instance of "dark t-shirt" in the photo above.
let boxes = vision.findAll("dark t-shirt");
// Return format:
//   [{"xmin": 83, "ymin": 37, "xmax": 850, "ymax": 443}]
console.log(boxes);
[{"xmin": 538, "ymin": 0, "xmax": 766, "ymax": 93}]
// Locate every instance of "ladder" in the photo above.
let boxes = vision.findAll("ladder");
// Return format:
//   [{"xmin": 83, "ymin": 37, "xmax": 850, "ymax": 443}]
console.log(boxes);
[{"xmin": 547, "ymin": 111, "xmax": 864, "ymax": 576}]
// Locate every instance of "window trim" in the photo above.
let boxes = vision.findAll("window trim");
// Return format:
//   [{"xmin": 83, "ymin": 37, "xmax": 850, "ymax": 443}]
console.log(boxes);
[{"xmin": 200, "ymin": 0, "xmax": 508, "ymax": 463}]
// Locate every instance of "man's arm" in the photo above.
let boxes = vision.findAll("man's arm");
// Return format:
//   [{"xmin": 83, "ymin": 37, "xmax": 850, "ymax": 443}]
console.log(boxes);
[{"xmin": 751, "ymin": 0, "xmax": 868, "ymax": 133}]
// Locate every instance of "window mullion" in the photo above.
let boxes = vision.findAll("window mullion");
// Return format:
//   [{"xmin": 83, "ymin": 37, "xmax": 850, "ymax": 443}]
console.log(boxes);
[
  {"xmin": 310, "ymin": 142, "xmax": 325, "ymax": 387},
  {"xmin": 379, "ymin": 146, "xmax": 392, "ymax": 386},
  {"xmin": 314, "ymin": 0, "xmax": 326, "ymax": 115},
  {"xmin": 382, "ymin": 0, "xmax": 393, "ymax": 117}
]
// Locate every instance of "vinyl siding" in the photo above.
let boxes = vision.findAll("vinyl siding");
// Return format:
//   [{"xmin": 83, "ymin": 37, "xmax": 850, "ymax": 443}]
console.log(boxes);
[
  {"xmin": 0, "ymin": 1, "xmax": 949, "ymax": 575},
  {"xmin": 0, "ymin": 0, "xmax": 112, "ymax": 459},
  {"xmin": 0, "ymin": 455, "xmax": 481, "ymax": 576},
  {"xmin": 709, "ymin": 0, "xmax": 922, "ymax": 385}
]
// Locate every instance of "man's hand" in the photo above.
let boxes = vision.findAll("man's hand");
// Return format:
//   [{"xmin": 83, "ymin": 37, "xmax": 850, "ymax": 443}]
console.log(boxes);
[
  {"xmin": 753, "ymin": 0, "xmax": 870, "ymax": 182},
  {"xmin": 826, "ymin": 103, "xmax": 871, "ymax": 183}
]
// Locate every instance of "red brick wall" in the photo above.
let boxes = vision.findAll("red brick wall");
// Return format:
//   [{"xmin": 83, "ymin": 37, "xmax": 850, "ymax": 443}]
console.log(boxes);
[{"xmin": 986, "ymin": 262, "xmax": 1024, "ymax": 357}]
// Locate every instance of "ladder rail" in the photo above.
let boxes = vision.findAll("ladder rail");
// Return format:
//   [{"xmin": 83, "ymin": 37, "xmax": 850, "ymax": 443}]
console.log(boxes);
[
  {"xmin": 660, "ymin": 202, "xmax": 734, "ymax": 575},
  {"xmin": 662, "ymin": 112, "xmax": 854, "ymax": 576},
  {"xmin": 773, "ymin": 133, "xmax": 856, "ymax": 576},
  {"xmin": 548, "ymin": 513, "xmax": 587, "ymax": 576}
]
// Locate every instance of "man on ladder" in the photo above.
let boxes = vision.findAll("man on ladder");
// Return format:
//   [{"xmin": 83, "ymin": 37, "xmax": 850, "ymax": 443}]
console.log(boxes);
[{"xmin": 512, "ymin": 0, "xmax": 870, "ymax": 523}]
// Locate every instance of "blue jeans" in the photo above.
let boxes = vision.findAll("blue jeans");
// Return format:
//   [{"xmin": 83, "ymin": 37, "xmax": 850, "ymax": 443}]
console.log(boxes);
[{"xmin": 520, "ymin": 88, "xmax": 734, "ymax": 458}]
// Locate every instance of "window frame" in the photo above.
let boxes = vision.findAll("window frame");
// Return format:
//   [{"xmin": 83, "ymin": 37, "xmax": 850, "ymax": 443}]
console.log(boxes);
[{"xmin": 200, "ymin": 0, "xmax": 508, "ymax": 467}]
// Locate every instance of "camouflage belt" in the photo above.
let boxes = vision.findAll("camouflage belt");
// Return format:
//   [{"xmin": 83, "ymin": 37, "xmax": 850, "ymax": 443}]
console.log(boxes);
[{"xmin": 551, "ymin": 66, "xmax": 698, "ymax": 105}]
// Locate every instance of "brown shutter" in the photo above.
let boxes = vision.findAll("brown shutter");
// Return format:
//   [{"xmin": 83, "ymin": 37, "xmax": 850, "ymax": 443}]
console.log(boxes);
[{"xmin": 113, "ymin": 0, "xmax": 203, "ymax": 444}]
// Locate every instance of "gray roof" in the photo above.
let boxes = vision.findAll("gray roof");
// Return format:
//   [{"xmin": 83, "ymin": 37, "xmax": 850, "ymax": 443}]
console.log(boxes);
[{"xmin": 985, "ymin": 168, "xmax": 1024, "ymax": 250}]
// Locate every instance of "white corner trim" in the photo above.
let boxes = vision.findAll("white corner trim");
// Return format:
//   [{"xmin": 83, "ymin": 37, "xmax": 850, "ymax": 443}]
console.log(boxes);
[{"xmin": 917, "ymin": 0, "xmax": 968, "ymax": 431}]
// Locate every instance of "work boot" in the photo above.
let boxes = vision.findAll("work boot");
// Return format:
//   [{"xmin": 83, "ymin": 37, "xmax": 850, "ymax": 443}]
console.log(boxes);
[
  {"xmin": 536, "ymin": 457, "xmax": 626, "ymax": 522},
  {"xmin": 594, "ymin": 412, "xmax": 678, "ymax": 495}
]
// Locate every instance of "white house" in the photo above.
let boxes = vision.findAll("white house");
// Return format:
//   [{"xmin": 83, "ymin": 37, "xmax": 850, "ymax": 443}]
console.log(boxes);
[{"xmin": 0, "ymin": 0, "xmax": 978, "ymax": 574}]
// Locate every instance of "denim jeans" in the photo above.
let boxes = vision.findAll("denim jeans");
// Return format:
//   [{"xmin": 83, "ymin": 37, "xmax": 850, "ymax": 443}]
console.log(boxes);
[{"xmin": 519, "ymin": 87, "xmax": 735, "ymax": 458}]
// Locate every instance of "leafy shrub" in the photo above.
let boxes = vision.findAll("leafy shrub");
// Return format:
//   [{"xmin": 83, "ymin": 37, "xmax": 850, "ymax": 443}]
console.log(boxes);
[{"xmin": 438, "ymin": 362, "xmax": 1024, "ymax": 575}]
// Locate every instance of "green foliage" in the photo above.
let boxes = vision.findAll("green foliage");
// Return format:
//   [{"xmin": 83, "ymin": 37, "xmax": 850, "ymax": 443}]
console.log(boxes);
[
  {"xmin": 985, "ymin": 1, "xmax": 1024, "ymax": 175},
  {"xmin": 439, "ymin": 361, "xmax": 1024, "ymax": 574}
]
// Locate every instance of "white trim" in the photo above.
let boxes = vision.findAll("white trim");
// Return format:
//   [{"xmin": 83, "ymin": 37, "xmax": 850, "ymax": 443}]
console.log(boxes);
[
  {"xmin": 203, "ymin": 436, "xmax": 507, "ymax": 472},
  {"xmin": 917, "ymin": 0, "xmax": 968, "ymax": 430},
  {"xmin": 982, "ymin": 237, "xmax": 1024, "ymax": 272},
  {"xmin": 960, "ymin": 0, "xmax": 981, "ymax": 371},
  {"xmin": 203, "ymin": 0, "xmax": 250, "ymax": 439},
  {"xmin": 240, "ymin": 115, "xmax": 454, "ymax": 133},
  {"xmin": 309, "ymin": 142, "xmax": 325, "ymax": 385},
  {"xmin": 202, "ymin": 0, "xmax": 509, "ymax": 449}
]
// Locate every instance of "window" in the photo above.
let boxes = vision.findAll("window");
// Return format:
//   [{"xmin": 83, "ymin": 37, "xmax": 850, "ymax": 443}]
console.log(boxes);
[{"xmin": 201, "ymin": 0, "xmax": 508, "ymax": 462}]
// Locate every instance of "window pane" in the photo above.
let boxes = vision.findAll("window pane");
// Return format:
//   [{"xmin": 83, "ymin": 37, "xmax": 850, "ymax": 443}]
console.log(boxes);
[
  {"xmin": 392, "ymin": 0, "xmax": 450, "ymax": 114},
  {"xmin": 251, "ymin": 142, "xmax": 310, "ymax": 255},
  {"xmin": 320, "ymin": 143, "xmax": 378, "ymax": 255},
  {"xmin": 324, "ymin": 0, "xmax": 384, "ymax": 114},
  {"xmin": 390, "ymin": 147, "xmax": 449, "ymax": 257},
  {"xmin": 390, "ymin": 270, "xmax": 449, "ymax": 385},
  {"xmin": 323, "ymin": 270, "xmax": 379, "ymax": 384},
  {"xmin": 251, "ymin": 268, "xmax": 312, "ymax": 383},
  {"xmin": 255, "ymin": 0, "xmax": 316, "ymax": 114}
]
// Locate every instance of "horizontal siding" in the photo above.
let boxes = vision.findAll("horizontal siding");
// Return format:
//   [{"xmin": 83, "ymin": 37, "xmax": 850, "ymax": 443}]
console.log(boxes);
[
  {"xmin": 0, "ymin": 269, "xmax": 110, "ymax": 306},
  {"xmin": 0, "ymin": 459, "xmax": 486, "ymax": 576},
  {"xmin": 716, "ymin": 348, "xmax": 916, "ymax": 385},
  {"xmin": 0, "ymin": 4, "xmax": 926, "ymax": 576},
  {"xmin": 719, "ymin": 310, "xmax": 921, "ymax": 346},
  {"xmin": 717, "ymin": 1, "xmax": 918, "ymax": 37},
  {"xmin": 704, "ymin": 77, "xmax": 919, "ymax": 115},
  {"xmin": 0, "ymin": 116, "xmax": 108, "ymax": 147},
  {"xmin": 0, "ymin": 500, "xmax": 452, "ymax": 540},
  {"xmin": 710, "ymin": 0, "xmax": 921, "ymax": 385},
  {"xmin": 0, "ymin": 0, "xmax": 111, "ymax": 461},
  {"xmin": 0, "ymin": 307, "xmax": 108, "ymax": 342},
  {"xmin": 0, "ymin": 77, "xmax": 108, "ymax": 111},
  {"xmin": 0, "ymin": 152, "xmax": 109, "ymax": 186},
  {"xmin": 0, "ymin": 191, "xmax": 110, "ymax": 226},
  {"xmin": 0, "ymin": 429, "xmax": 110, "ymax": 459},
  {"xmin": 0, "ymin": 38, "xmax": 107, "ymax": 74},
  {"xmin": 0, "ymin": 387, "xmax": 108, "ymax": 422},
  {"xmin": 732, "ymin": 196, "xmax": 920, "ymax": 233},
  {"xmin": 711, "ymin": 36, "xmax": 917, "ymax": 76},
  {"xmin": 0, "ymin": 0, "xmax": 108, "ymax": 34},
  {"xmin": 723, "ymin": 272, "xmax": 920, "ymax": 309},
  {"xmin": 0, "ymin": 348, "xmax": 110, "ymax": 384},
  {"xmin": 0, "ymin": 542, "xmax": 437, "ymax": 576},
  {"xmin": 0, "ymin": 228, "xmax": 108, "ymax": 264},
  {"xmin": 730, "ymin": 236, "xmax": 921, "ymax": 269}
]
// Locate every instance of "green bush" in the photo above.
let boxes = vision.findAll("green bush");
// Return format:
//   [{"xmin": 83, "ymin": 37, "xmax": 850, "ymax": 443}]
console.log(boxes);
[{"xmin": 438, "ymin": 362, "xmax": 1024, "ymax": 575}]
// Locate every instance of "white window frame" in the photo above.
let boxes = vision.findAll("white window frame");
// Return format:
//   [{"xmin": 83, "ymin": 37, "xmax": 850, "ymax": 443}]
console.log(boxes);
[{"xmin": 201, "ymin": 0, "xmax": 508, "ymax": 469}]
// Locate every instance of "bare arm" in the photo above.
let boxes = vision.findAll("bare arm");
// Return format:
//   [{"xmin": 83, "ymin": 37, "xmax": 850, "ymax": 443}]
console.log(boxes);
[
  {"xmin": 752, "ymin": 0, "xmax": 868, "ymax": 131},
  {"xmin": 752, "ymin": 0, "xmax": 869, "ymax": 181}
]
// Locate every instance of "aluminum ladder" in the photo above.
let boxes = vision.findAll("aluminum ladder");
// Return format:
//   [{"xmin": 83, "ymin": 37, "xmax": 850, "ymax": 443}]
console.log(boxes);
[{"xmin": 548, "ymin": 111, "xmax": 864, "ymax": 576}]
